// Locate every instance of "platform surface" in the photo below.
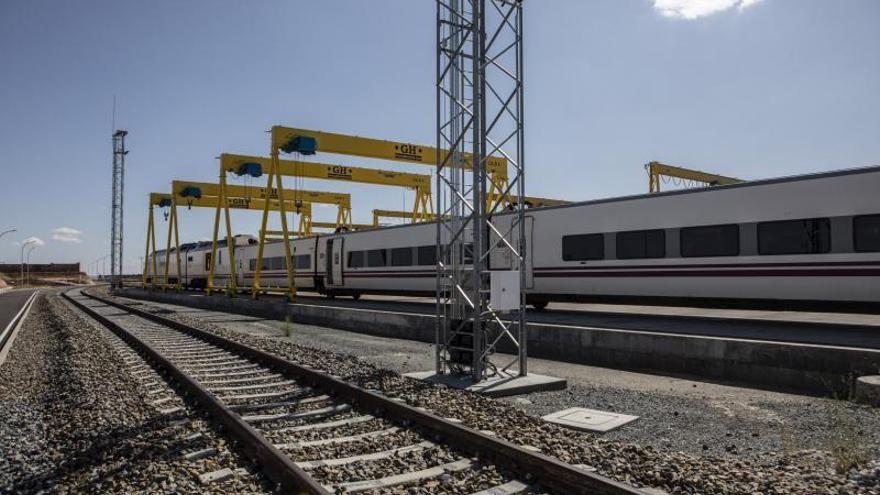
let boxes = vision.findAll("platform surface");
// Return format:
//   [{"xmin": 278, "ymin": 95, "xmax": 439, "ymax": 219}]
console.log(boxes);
[
  {"xmin": 542, "ymin": 407, "xmax": 639, "ymax": 432},
  {"xmin": 286, "ymin": 292, "xmax": 880, "ymax": 349},
  {"xmin": 404, "ymin": 369, "xmax": 567, "ymax": 398}
]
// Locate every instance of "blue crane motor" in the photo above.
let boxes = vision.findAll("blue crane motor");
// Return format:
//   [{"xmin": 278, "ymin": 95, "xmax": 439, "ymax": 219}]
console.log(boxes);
[
  {"xmin": 236, "ymin": 162, "xmax": 263, "ymax": 177},
  {"xmin": 180, "ymin": 186, "xmax": 202, "ymax": 199},
  {"xmin": 280, "ymin": 135, "xmax": 317, "ymax": 155}
]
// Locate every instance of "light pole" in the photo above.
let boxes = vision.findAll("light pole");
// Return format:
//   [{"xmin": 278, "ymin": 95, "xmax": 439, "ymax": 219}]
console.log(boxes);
[
  {"xmin": 19, "ymin": 239, "xmax": 35, "ymax": 286},
  {"xmin": 96, "ymin": 254, "xmax": 110, "ymax": 282},
  {"xmin": 25, "ymin": 244, "xmax": 38, "ymax": 287},
  {"xmin": 0, "ymin": 229, "xmax": 15, "ymax": 264}
]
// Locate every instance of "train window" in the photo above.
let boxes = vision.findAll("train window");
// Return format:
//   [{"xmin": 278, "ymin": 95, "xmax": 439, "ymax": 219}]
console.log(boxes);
[
  {"xmin": 417, "ymin": 245, "xmax": 436, "ymax": 266},
  {"xmin": 562, "ymin": 233, "xmax": 604, "ymax": 261},
  {"xmin": 269, "ymin": 256, "xmax": 284, "ymax": 270},
  {"xmin": 187, "ymin": 256, "xmax": 193, "ymax": 262},
  {"xmin": 367, "ymin": 249, "xmax": 386, "ymax": 267},
  {"xmin": 249, "ymin": 259, "xmax": 256, "ymax": 271},
  {"xmin": 758, "ymin": 218, "xmax": 830, "ymax": 255},
  {"xmin": 680, "ymin": 224, "xmax": 739, "ymax": 258},
  {"xmin": 616, "ymin": 229, "xmax": 665, "ymax": 259},
  {"xmin": 391, "ymin": 247, "xmax": 413, "ymax": 266},
  {"xmin": 294, "ymin": 254, "xmax": 311, "ymax": 269},
  {"xmin": 348, "ymin": 250, "xmax": 364, "ymax": 268},
  {"xmin": 854, "ymin": 215, "xmax": 880, "ymax": 252}
]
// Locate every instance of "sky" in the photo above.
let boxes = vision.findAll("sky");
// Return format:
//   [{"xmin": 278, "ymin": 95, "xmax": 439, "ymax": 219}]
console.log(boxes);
[{"xmin": 0, "ymin": 0, "xmax": 878, "ymax": 274}]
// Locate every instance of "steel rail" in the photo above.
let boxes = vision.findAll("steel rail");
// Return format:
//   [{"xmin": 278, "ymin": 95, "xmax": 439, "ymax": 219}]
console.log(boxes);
[
  {"xmin": 61, "ymin": 289, "xmax": 329, "ymax": 495},
  {"xmin": 79, "ymin": 289, "xmax": 640, "ymax": 495}
]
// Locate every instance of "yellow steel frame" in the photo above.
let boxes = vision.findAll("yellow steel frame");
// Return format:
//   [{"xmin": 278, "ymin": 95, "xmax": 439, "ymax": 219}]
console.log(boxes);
[
  {"xmin": 646, "ymin": 161, "xmax": 744, "ymax": 193},
  {"xmin": 267, "ymin": 126, "xmax": 513, "ymax": 211},
  {"xmin": 171, "ymin": 181, "xmax": 351, "ymax": 297}
]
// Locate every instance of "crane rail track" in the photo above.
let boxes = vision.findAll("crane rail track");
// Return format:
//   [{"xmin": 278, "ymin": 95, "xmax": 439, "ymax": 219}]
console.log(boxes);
[{"xmin": 63, "ymin": 287, "xmax": 639, "ymax": 495}]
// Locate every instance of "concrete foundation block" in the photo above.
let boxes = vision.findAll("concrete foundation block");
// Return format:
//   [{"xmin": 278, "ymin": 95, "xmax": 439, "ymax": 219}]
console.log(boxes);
[{"xmin": 854, "ymin": 375, "xmax": 880, "ymax": 407}]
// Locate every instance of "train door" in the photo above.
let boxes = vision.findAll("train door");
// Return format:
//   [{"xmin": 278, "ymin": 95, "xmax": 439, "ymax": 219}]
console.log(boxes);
[{"xmin": 325, "ymin": 237, "xmax": 344, "ymax": 287}]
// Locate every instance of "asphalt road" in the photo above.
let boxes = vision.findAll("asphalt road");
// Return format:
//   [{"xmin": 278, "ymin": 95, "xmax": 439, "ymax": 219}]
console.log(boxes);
[{"xmin": 0, "ymin": 289, "xmax": 37, "ymax": 334}]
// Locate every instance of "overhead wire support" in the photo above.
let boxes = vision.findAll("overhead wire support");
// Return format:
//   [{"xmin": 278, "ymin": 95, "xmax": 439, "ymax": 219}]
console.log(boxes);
[{"xmin": 436, "ymin": 0, "xmax": 527, "ymax": 383}]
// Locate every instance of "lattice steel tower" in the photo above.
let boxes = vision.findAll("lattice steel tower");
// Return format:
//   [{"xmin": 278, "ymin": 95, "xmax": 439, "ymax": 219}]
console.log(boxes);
[
  {"xmin": 111, "ymin": 129, "xmax": 128, "ymax": 289},
  {"xmin": 436, "ymin": 0, "xmax": 527, "ymax": 382}
]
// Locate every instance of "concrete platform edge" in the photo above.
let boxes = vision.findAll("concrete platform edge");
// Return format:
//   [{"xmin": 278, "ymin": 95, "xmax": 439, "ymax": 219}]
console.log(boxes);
[{"xmin": 118, "ymin": 288, "xmax": 880, "ymax": 398}]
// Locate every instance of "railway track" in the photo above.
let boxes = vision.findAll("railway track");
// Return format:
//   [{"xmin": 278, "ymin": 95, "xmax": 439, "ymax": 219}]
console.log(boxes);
[{"xmin": 62, "ymin": 287, "xmax": 641, "ymax": 495}]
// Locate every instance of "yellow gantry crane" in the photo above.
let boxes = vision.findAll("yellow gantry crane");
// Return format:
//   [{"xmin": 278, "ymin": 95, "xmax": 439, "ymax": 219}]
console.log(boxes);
[
  {"xmin": 213, "ymin": 155, "xmax": 364, "ymax": 299},
  {"xmin": 257, "ymin": 125, "xmax": 575, "ymax": 300},
  {"xmin": 266, "ymin": 126, "xmax": 512, "ymax": 210},
  {"xmin": 142, "ymin": 191, "xmax": 334, "ymax": 294},
  {"xmin": 646, "ymin": 161, "xmax": 745, "ymax": 193},
  {"xmin": 143, "ymin": 193, "xmax": 172, "ymax": 290},
  {"xmin": 170, "ymin": 180, "xmax": 352, "ymax": 296}
]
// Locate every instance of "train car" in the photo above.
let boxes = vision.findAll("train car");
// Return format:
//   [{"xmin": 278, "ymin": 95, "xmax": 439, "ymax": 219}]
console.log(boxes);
[
  {"xmin": 521, "ymin": 165, "xmax": 880, "ymax": 309},
  {"xmin": 237, "ymin": 236, "xmax": 320, "ymax": 292},
  {"xmin": 162, "ymin": 165, "xmax": 880, "ymax": 310},
  {"xmin": 145, "ymin": 235, "xmax": 256, "ymax": 289}
]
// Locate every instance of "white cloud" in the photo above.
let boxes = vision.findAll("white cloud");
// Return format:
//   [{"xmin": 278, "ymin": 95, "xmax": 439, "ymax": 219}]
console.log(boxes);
[
  {"xmin": 653, "ymin": 0, "xmax": 764, "ymax": 20},
  {"xmin": 52, "ymin": 227, "xmax": 83, "ymax": 243}
]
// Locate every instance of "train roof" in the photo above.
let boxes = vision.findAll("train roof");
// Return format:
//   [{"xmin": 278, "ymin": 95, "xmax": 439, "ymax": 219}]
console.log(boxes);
[{"xmin": 531, "ymin": 162, "xmax": 880, "ymax": 213}]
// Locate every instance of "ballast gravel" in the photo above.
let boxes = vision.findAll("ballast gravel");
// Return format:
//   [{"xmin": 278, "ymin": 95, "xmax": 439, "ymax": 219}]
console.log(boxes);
[
  {"xmin": 112, "ymin": 289, "xmax": 880, "ymax": 495},
  {"xmin": 0, "ymin": 291, "xmax": 274, "ymax": 494}
]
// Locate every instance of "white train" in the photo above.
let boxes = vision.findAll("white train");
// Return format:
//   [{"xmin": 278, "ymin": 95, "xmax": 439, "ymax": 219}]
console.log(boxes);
[{"xmin": 148, "ymin": 165, "xmax": 880, "ymax": 310}]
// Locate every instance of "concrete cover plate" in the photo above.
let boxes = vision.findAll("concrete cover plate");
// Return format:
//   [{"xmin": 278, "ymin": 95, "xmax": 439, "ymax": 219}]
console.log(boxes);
[
  {"xmin": 404, "ymin": 370, "xmax": 566, "ymax": 398},
  {"xmin": 542, "ymin": 407, "xmax": 639, "ymax": 433}
]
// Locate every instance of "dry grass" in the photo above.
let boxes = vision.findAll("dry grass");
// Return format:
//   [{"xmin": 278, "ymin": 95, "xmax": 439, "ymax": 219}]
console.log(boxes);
[{"xmin": 826, "ymin": 403, "xmax": 870, "ymax": 473}]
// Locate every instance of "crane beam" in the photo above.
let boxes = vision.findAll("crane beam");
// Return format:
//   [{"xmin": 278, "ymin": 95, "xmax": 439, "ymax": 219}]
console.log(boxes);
[
  {"xmin": 269, "ymin": 126, "xmax": 508, "ymax": 173},
  {"xmin": 220, "ymin": 153, "xmax": 432, "ymax": 190},
  {"xmin": 172, "ymin": 180, "xmax": 351, "ymax": 208},
  {"xmin": 647, "ymin": 161, "xmax": 745, "ymax": 193}
]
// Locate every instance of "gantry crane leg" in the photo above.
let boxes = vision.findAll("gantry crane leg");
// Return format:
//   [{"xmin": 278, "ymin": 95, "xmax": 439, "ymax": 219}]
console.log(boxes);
[
  {"xmin": 207, "ymin": 181, "xmax": 224, "ymax": 296},
  {"xmin": 162, "ymin": 198, "xmax": 175, "ymax": 290},
  {"xmin": 143, "ymin": 204, "xmax": 159, "ymax": 289}
]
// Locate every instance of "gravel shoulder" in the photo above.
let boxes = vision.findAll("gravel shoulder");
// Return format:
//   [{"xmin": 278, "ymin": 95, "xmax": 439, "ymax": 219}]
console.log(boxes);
[{"xmin": 113, "ymin": 290, "xmax": 880, "ymax": 494}]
